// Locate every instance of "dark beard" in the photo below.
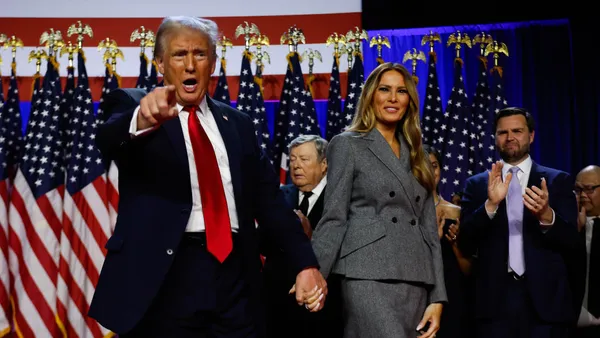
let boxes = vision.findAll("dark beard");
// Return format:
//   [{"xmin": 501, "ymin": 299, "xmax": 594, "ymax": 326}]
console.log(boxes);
[{"xmin": 499, "ymin": 143, "xmax": 530, "ymax": 164}]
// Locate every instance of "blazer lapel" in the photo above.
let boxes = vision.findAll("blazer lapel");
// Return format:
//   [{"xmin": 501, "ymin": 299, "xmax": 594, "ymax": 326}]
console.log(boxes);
[{"xmin": 365, "ymin": 128, "xmax": 418, "ymax": 213}]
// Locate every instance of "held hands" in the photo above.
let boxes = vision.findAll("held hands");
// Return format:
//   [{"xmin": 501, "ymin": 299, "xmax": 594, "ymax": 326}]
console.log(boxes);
[
  {"xmin": 138, "ymin": 85, "xmax": 179, "ymax": 130},
  {"xmin": 416, "ymin": 302, "xmax": 442, "ymax": 338},
  {"xmin": 289, "ymin": 267, "xmax": 328, "ymax": 312}
]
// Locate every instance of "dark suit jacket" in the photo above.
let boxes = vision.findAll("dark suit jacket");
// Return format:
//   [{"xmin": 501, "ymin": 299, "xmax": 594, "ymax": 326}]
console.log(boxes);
[
  {"xmin": 280, "ymin": 183, "xmax": 326, "ymax": 230},
  {"xmin": 458, "ymin": 161, "xmax": 583, "ymax": 324},
  {"xmin": 88, "ymin": 88, "xmax": 318, "ymax": 334}
]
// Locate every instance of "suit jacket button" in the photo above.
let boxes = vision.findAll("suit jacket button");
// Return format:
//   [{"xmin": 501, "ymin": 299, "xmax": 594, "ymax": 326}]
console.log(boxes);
[
  {"xmin": 410, "ymin": 219, "xmax": 416, "ymax": 225},
  {"xmin": 392, "ymin": 217, "xmax": 398, "ymax": 223},
  {"xmin": 389, "ymin": 191, "xmax": 395, "ymax": 197},
  {"xmin": 416, "ymin": 195, "xmax": 420, "ymax": 202},
  {"xmin": 166, "ymin": 249, "xmax": 174, "ymax": 255}
]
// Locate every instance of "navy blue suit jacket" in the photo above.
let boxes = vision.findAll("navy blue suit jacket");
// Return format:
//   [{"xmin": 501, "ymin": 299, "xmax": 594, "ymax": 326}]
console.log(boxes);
[
  {"xmin": 88, "ymin": 88, "xmax": 318, "ymax": 333},
  {"xmin": 458, "ymin": 161, "xmax": 582, "ymax": 324},
  {"xmin": 280, "ymin": 184, "xmax": 325, "ymax": 231}
]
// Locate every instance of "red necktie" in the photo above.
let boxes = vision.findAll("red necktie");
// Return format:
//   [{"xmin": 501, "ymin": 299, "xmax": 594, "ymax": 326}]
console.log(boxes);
[{"xmin": 186, "ymin": 105, "xmax": 232, "ymax": 263}]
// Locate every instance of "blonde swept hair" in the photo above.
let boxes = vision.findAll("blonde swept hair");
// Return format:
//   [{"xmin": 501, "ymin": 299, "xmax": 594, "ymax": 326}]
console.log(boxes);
[{"xmin": 347, "ymin": 62, "xmax": 435, "ymax": 193}]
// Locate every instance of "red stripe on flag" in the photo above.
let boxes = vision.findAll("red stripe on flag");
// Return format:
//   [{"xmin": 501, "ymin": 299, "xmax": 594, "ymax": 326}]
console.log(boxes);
[
  {"xmin": 61, "ymin": 211, "xmax": 100, "ymax": 287},
  {"xmin": 0, "ymin": 13, "xmax": 360, "ymax": 47},
  {"xmin": 55, "ymin": 297, "xmax": 77, "ymax": 338},
  {"xmin": 72, "ymin": 189, "xmax": 109, "ymax": 254},
  {"xmin": 8, "ymin": 191, "xmax": 60, "ymax": 336}
]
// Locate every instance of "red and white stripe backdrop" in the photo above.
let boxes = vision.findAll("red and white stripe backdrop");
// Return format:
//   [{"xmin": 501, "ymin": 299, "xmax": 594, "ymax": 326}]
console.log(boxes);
[{"xmin": 0, "ymin": 1, "xmax": 361, "ymax": 102}]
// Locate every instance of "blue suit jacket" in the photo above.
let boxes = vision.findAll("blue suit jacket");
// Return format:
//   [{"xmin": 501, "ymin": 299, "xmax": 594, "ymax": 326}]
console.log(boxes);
[
  {"xmin": 458, "ymin": 161, "xmax": 582, "ymax": 324},
  {"xmin": 88, "ymin": 88, "xmax": 318, "ymax": 333}
]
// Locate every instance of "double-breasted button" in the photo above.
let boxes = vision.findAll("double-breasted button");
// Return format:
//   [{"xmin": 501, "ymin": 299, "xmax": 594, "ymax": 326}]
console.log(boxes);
[
  {"xmin": 166, "ymin": 249, "xmax": 174, "ymax": 255},
  {"xmin": 389, "ymin": 191, "xmax": 395, "ymax": 198},
  {"xmin": 410, "ymin": 219, "xmax": 416, "ymax": 225},
  {"xmin": 416, "ymin": 195, "xmax": 421, "ymax": 202},
  {"xmin": 392, "ymin": 217, "xmax": 398, "ymax": 223}
]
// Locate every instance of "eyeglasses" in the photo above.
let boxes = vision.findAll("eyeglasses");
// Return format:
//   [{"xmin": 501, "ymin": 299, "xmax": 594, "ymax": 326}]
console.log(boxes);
[{"xmin": 574, "ymin": 184, "xmax": 600, "ymax": 195}]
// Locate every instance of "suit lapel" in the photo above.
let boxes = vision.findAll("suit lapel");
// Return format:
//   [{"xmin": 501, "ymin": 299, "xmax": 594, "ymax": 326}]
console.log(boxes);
[{"xmin": 365, "ymin": 128, "xmax": 418, "ymax": 213}]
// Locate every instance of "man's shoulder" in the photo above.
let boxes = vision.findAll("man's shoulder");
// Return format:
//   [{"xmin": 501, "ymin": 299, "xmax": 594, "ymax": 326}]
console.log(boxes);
[
  {"xmin": 280, "ymin": 184, "xmax": 297, "ymax": 194},
  {"xmin": 467, "ymin": 171, "xmax": 489, "ymax": 184}
]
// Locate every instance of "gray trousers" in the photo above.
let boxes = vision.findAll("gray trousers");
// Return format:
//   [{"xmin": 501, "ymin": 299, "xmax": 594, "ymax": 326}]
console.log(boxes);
[{"xmin": 342, "ymin": 278, "xmax": 428, "ymax": 338}]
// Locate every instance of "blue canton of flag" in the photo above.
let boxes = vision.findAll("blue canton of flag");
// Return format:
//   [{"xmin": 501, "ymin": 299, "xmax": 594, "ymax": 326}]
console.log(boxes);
[
  {"xmin": 439, "ymin": 60, "xmax": 472, "ymax": 200},
  {"xmin": 301, "ymin": 72, "xmax": 320, "ymax": 137},
  {"xmin": 325, "ymin": 56, "xmax": 342, "ymax": 141},
  {"xmin": 470, "ymin": 56, "xmax": 494, "ymax": 174},
  {"xmin": 0, "ymin": 63, "xmax": 24, "ymax": 180},
  {"xmin": 60, "ymin": 65, "xmax": 76, "ymax": 159},
  {"xmin": 65, "ymin": 52, "xmax": 106, "ymax": 196},
  {"xmin": 20, "ymin": 56, "xmax": 64, "ymax": 198},
  {"xmin": 253, "ymin": 65, "xmax": 271, "ymax": 155},
  {"xmin": 236, "ymin": 52, "xmax": 256, "ymax": 116},
  {"xmin": 97, "ymin": 63, "xmax": 120, "ymax": 123},
  {"xmin": 421, "ymin": 52, "xmax": 444, "ymax": 147},
  {"xmin": 341, "ymin": 54, "xmax": 364, "ymax": 132},
  {"xmin": 480, "ymin": 66, "xmax": 507, "ymax": 167},
  {"xmin": 271, "ymin": 62, "xmax": 293, "ymax": 173},
  {"xmin": 213, "ymin": 58, "xmax": 231, "ymax": 105}
]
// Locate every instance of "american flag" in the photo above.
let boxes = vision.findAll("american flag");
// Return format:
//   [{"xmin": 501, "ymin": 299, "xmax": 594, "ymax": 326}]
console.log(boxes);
[
  {"xmin": 271, "ymin": 61, "xmax": 293, "ymax": 173},
  {"xmin": 438, "ymin": 59, "xmax": 472, "ymax": 200},
  {"xmin": 481, "ymin": 66, "xmax": 508, "ymax": 166},
  {"xmin": 0, "ymin": 62, "xmax": 25, "ymax": 336},
  {"xmin": 421, "ymin": 51, "xmax": 444, "ymax": 147},
  {"xmin": 301, "ymin": 70, "xmax": 321, "ymax": 137},
  {"xmin": 97, "ymin": 63, "xmax": 120, "ymax": 230},
  {"xmin": 325, "ymin": 55, "xmax": 342, "ymax": 141},
  {"xmin": 236, "ymin": 51, "xmax": 270, "ymax": 152},
  {"xmin": 8, "ymin": 55, "xmax": 64, "ymax": 338},
  {"xmin": 57, "ymin": 51, "xmax": 112, "ymax": 338},
  {"xmin": 97, "ymin": 63, "xmax": 120, "ymax": 124},
  {"xmin": 0, "ymin": 66, "xmax": 10, "ymax": 337},
  {"xmin": 341, "ymin": 54, "xmax": 364, "ymax": 132},
  {"xmin": 60, "ymin": 65, "xmax": 76, "ymax": 160},
  {"xmin": 278, "ymin": 52, "xmax": 313, "ymax": 184},
  {"xmin": 470, "ymin": 56, "xmax": 493, "ymax": 174},
  {"xmin": 253, "ymin": 63, "xmax": 272, "ymax": 155},
  {"xmin": 213, "ymin": 58, "xmax": 232, "ymax": 105},
  {"xmin": 134, "ymin": 53, "xmax": 152, "ymax": 92}
]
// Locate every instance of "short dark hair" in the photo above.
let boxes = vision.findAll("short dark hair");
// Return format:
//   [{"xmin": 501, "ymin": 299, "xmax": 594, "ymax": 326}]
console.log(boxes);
[{"xmin": 494, "ymin": 107, "xmax": 535, "ymax": 133}]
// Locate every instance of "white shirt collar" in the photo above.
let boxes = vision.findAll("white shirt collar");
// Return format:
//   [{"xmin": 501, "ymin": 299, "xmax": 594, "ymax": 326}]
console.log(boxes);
[
  {"xmin": 176, "ymin": 95, "xmax": 210, "ymax": 115},
  {"xmin": 309, "ymin": 175, "xmax": 327, "ymax": 198},
  {"xmin": 501, "ymin": 155, "xmax": 533, "ymax": 178}
]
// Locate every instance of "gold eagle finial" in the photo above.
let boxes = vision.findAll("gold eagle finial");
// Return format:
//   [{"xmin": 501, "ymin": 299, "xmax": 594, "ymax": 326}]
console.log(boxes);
[{"xmin": 67, "ymin": 20, "xmax": 93, "ymax": 50}]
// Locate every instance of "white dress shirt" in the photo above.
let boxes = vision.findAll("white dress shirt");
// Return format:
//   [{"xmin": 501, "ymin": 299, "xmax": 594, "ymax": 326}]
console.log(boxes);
[
  {"xmin": 578, "ymin": 216, "xmax": 600, "ymax": 327},
  {"xmin": 297, "ymin": 176, "xmax": 327, "ymax": 215},
  {"xmin": 129, "ymin": 96, "xmax": 239, "ymax": 232},
  {"xmin": 486, "ymin": 156, "xmax": 555, "ymax": 225}
]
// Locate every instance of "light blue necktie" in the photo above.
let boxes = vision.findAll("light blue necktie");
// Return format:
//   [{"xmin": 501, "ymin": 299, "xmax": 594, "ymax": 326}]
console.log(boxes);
[{"xmin": 508, "ymin": 166, "xmax": 525, "ymax": 275}]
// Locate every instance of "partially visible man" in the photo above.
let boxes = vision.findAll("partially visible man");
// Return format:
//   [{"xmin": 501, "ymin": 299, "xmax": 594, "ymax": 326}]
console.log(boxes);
[
  {"xmin": 572, "ymin": 165, "xmax": 600, "ymax": 338},
  {"xmin": 459, "ymin": 107, "xmax": 581, "ymax": 338},
  {"xmin": 88, "ymin": 16, "xmax": 326, "ymax": 338},
  {"xmin": 262, "ymin": 135, "xmax": 343, "ymax": 338}
]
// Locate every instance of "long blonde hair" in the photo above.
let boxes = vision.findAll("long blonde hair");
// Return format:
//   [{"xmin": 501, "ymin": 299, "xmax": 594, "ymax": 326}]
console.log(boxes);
[{"xmin": 347, "ymin": 62, "xmax": 435, "ymax": 193}]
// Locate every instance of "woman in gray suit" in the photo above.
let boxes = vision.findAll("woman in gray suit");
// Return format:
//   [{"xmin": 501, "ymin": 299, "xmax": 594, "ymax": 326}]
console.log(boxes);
[{"xmin": 311, "ymin": 62, "xmax": 447, "ymax": 338}]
